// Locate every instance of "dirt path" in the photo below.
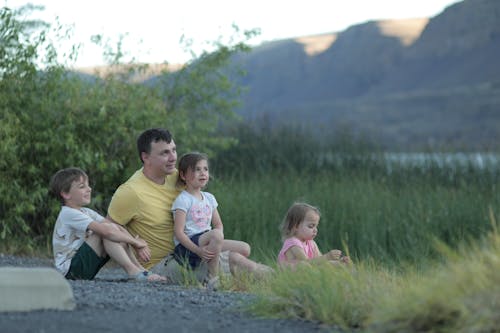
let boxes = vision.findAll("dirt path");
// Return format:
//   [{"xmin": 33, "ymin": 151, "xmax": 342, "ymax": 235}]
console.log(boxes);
[{"xmin": 0, "ymin": 255, "xmax": 340, "ymax": 332}]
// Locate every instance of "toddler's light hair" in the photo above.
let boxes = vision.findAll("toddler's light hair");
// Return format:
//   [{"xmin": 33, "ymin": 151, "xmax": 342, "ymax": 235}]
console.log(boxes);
[{"xmin": 279, "ymin": 202, "xmax": 321, "ymax": 240}]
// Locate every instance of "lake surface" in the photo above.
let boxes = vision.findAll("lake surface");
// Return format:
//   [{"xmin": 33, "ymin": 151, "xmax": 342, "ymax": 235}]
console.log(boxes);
[
  {"xmin": 319, "ymin": 152, "xmax": 500, "ymax": 171},
  {"xmin": 382, "ymin": 152, "xmax": 500, "ymax": 170}
]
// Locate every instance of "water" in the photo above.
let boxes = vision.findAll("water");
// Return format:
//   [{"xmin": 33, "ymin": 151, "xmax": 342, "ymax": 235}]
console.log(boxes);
[
  {"xmin": 319, "ymin": 152, "xmax": 500, "ymax": 172},
  {"xmin": 382, "ymin": 152, "xmax": 500, "ymax": 170}
]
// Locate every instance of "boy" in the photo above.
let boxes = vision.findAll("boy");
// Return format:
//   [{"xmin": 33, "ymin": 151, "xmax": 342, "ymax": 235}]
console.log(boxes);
[{"xmin": 49, "ymin": 167, "xmax": 166, "ymax": 282}]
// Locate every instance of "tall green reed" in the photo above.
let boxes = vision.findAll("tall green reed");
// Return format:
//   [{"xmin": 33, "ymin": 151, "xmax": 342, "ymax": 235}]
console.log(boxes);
[{"xmin": 210, "ymin": 160, "xmax": 499, "ymax": 267}]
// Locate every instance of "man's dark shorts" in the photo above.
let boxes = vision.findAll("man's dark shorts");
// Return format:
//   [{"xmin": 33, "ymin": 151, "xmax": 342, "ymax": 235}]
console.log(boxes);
[
  {"xmin": 173, "ymin": 231, "xmax": 208, "ymax": 269},
  {"xmin": 65, "ymin": 242, "xmax": 109, "ymax": 280}
]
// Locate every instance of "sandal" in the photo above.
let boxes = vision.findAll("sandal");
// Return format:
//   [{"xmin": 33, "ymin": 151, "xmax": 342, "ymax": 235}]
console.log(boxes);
[
  {"xmin": 203, "ymin": 276, "xmax": 220, "ymax": 291},
  {"xmin": 128, "ymin": 271, "xmax": 167, "ymax": 282}
]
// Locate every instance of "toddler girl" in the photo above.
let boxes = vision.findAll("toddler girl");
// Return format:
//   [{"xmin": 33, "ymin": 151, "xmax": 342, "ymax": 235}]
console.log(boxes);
[{"xmin": 278, "ymin": 202, "xmax": 350, "ymax": 266}]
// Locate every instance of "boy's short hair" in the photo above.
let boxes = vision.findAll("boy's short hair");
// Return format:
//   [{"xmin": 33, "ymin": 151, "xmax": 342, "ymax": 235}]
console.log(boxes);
[{"xmin": 49, "ymin": 167, "xmax": 88, "ymax": 205}]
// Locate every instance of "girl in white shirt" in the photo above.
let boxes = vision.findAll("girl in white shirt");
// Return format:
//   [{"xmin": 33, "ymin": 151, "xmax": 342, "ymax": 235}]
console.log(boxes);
[{"xmin": 172, "ymin": 152, "xmax": 272, "ymax": 288}]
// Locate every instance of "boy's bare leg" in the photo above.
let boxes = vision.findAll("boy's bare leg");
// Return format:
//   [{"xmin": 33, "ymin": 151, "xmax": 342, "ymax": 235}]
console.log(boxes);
[
  {"xmin": 102, "ymin": 238, "xmax": 142, "ymax": 276},
  {"xmin": 84, "ymin": 232, "xmax": 106, "ymax": 257},
  {"xmin": 99, "ymin": 224, "xmax": 164, "ymax": 281},
  {"xmin": 105, "ymin": 222, "xmax": 146, "ymax": 269},
  {"xmin": 86, "ymin": 230, "xmax": 148, "ymax": 276},
  {"xmin": 125, "ymin": 244, "xmax": 142, "ymax": 268},
  {"xmin": 123, "ymin": 243, "xmax": 165, "ymax": 280}
]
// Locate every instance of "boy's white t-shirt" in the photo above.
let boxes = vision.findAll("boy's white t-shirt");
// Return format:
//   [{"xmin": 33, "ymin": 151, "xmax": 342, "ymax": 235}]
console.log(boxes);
[{"xmin": 52, "ymin": 206, "xmax": 104, "ymax": 275}]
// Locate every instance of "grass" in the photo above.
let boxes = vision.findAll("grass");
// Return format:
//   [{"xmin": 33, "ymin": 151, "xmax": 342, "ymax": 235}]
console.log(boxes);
[
  {"xmin": 247, "ymin": 262, "xmax": 377, "ymax": 327},
  {"xmin": 4, "ymin": 153, "xmax": 498, "ymax": 267},
  {"xmin": 3, "ymin": 155, "xmax": 499, "ymax": 331},
  {"xmin": 212, "ymin": 167, "xmax": 498, "ymax": 267},
  {"xmin": 368, "ymin": 223, "xmax": 500, "ymax": 332},
  {"xmin": 208, "ymin": 163, "xmax": 499, "ymax": 331},
  {"xmin": 246, "ymin": 219, "xmax": 500, "ymax": 332}
]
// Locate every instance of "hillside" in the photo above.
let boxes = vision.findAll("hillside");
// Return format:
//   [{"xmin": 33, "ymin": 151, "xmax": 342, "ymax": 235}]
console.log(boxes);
[
  {"xmin": 233, "ymin": 0, "xmax": 500, "ymax": 150},
  {"xmin": 72, "ymin": 0, "xmax": 500, "ymax": 150}
]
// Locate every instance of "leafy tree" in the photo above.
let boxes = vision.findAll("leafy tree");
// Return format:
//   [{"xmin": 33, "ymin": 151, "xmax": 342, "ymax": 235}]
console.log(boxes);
[{"xmin": 0, "ymin": 5, "xmax": 256, "ymax": 252}]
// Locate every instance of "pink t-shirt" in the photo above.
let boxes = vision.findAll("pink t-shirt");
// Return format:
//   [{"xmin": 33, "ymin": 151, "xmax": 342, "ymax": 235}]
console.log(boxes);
[{"xmin": 278, "ymin": 237, "xmax": 318, "ymax": 264}]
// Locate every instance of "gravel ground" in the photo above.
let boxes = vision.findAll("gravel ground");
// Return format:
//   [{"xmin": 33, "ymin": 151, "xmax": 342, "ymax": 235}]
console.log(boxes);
[{"xmin": 0, "ymin": 254, "xmax": 341, "ymax": 333}]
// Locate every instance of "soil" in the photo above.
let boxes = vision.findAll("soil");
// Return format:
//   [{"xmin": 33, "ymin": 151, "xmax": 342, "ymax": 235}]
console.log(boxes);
[{"xmin": 0, "ymin": 254, "xmax": 341, "ymax": 333}]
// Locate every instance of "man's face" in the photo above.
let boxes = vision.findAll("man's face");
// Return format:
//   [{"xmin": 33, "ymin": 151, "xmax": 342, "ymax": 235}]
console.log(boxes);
[{"xmin": 143, "ymin": 139, "xmax": 177, "ymax": 176}]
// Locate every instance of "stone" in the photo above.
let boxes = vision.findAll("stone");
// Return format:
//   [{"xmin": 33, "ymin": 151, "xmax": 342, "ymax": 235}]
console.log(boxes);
[{"xmin": 0, "ymin": 267, "xmax": 75, "ymax": 312}]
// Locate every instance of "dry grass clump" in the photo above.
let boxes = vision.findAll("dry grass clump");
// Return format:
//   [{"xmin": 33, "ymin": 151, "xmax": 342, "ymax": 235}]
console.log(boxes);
[
  {"xmin": 369, "ymin": 225, "xmax": 500, "ymax": 332},
  {"xmin": 247, "ymin": 219, "xmax": 499, "ymax": 332},
  {"xmin": 247, "ymin": 261, "xmax": 387, "ymax": 328}
]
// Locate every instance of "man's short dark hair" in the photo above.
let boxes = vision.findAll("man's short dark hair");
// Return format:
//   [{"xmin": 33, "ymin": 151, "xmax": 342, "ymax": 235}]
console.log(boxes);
[{"xmin": 137, "ymin": 128, "xmax": 173, "ymax": 163}]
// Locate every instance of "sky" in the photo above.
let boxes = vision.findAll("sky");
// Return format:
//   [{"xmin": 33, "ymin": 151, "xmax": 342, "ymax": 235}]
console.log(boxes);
[{"xmin": 4, "ymin": 0, "xmax": 462, "ymax": 67}]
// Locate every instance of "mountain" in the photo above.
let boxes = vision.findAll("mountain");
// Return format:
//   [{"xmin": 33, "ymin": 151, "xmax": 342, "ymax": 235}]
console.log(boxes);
[
  {"xmin": 71, "ymin": 0, "xmax": 499, "ymax": 150},
  {"xmin": 233, "ymin": 0, "xmax": 500, "ymax": 150}
]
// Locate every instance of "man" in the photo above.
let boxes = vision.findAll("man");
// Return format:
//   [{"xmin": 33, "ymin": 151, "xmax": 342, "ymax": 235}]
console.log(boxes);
[
  {"xmin": 107, "ymin": 128, "xmax": 271, "ymax": 282},
  {"xmin": 107, "ymin": 128, "xmax": 180, "ymax": 269}
]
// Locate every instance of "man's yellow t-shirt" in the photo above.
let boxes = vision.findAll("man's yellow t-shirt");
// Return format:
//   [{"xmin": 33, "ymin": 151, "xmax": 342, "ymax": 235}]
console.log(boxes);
[{"xmin": 107, "ymin": 168, "xmax": 181, "ymax": 269}]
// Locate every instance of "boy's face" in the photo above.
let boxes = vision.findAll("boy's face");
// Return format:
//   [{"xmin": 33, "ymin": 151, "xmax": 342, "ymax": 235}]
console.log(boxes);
[{"xmin": 62, "ymin": 176, "xmax": 91, "ymax": 208}]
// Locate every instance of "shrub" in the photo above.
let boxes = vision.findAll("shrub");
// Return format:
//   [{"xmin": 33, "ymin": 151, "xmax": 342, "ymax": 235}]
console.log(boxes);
[{"xmin": 0, "ymin": 6, "xmax": 254, "ymax": 252}]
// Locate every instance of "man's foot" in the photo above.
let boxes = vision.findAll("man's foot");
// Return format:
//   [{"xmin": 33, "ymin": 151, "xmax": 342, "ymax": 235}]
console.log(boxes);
[
  {"xmin": 255, "ymin": 264, "xmax": 274, "ymax": 278},
  {"xmin": 128, "ymin": 271, "xmax": 168, "ymax": 282}
]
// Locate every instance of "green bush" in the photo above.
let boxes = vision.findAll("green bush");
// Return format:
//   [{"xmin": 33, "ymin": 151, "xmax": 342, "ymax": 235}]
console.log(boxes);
[{"xmin": 0, "ymin": 6, "xmax": 253, "ymax": 252}]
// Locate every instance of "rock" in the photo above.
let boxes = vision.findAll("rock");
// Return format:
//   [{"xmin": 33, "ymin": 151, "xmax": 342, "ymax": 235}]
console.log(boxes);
[{"xmin": 0, "ymin": 267, "xmax": 75, "ymax": 312}]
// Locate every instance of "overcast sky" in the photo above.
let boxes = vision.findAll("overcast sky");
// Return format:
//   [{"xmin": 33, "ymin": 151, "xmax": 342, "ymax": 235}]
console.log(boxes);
[{"xmin": 4, "ymin": 0, "xmax": 462, "ymax": 67}]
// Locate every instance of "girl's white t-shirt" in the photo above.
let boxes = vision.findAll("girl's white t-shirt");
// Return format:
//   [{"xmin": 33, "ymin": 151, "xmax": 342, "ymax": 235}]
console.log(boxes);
[{"xmin": 171, "ymin": 190, "xmax": 218, "ymax": 246}]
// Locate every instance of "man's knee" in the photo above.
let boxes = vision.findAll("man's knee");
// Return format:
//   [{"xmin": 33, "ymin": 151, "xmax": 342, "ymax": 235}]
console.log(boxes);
[
  {"xmin": 228, "ymin": 252, "xmax": 243, "ymax": 266},
  {"xmin": 240, "ymin": 242, "xmax": 251, "ymax": 257},
  {"xmin": 151, "ymin": 255, "xmax": 208, "ymax": 284}
]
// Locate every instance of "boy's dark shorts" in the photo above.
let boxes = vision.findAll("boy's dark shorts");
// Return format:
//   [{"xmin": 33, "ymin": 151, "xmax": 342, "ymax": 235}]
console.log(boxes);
[
  {"xmin": 65, "ymin": 242, "xmax": 109, "ymax": 280},
  {"xmin": 173, "ymin": 231, "xmax": 208, "ymax": 269}
]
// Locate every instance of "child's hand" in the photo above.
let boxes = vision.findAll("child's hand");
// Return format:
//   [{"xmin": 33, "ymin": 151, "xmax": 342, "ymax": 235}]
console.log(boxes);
[
  {"xmin": 136, "ymin": 246, "xmax": 151, "ymax": 263},
  {"xmin": 134, "ymin": 237, "xmax": 148, "ymax": 249},
  {"xmin": 198, "ymin": 246, "xmax": 216, "ymax": 260},
  {"xmin": 326, "ymin": 249, "xmax": 342, "ymax": 261},
  {"xmin": 340, "ymin": 255, "xmax": 351, "ymax": 264},
  {"xmin": 134, "ymin": 236, "xmax": 151, "ymax": 262}
]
